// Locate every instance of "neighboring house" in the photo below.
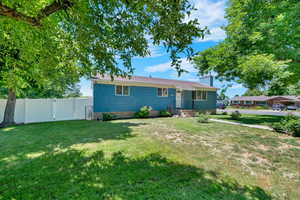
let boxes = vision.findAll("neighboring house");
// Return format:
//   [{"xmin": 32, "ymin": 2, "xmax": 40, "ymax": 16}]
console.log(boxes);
[
  {"xmin": 230, "ymin": 96, "xmax": 300, "ymax": 108},
  {"xmin": 92, "ymin": 75, "xmax": 217, "ymax": 119}
]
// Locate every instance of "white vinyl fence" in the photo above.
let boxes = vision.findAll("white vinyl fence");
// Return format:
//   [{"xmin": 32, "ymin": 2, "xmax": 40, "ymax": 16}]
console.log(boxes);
[{"xmin": 0, "ymin": 97, "xmax": 93, "ymax": 124}]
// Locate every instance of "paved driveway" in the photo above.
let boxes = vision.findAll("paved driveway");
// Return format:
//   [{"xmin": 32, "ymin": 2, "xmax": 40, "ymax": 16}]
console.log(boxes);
[{"xmin": 219, "ymin": 109, "xmax": 300, "ymax": 117}]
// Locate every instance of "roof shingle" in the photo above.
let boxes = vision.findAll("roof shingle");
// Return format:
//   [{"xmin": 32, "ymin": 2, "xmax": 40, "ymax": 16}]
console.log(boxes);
[{"xmin": 92, "ymin": 74, "xmax": 217, "ymax": 90}]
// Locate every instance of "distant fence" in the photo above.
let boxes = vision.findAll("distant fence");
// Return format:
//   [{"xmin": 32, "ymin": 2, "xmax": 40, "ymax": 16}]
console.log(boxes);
[{"xmin": 0, "ymin": 97, "xmax": 93, "ymax": 124}]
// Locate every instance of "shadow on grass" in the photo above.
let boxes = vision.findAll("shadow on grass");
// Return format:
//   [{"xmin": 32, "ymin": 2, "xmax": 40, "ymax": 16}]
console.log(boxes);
[
  {"xmin": 0, "ymin": 150, "xmax": 272, "ymax": 200},
  {"xmin": 215, "ymin": 114, "xmax": 284, "ymax": 126},
  {"xmin": 0, "ymin": 120, "xmax": 143, "ymax": 165}
]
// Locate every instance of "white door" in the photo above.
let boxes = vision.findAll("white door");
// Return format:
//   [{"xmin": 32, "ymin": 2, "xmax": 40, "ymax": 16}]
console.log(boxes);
[{"xmin": 176, "ymin": 91, "xmax": 182, "ymax": 108}]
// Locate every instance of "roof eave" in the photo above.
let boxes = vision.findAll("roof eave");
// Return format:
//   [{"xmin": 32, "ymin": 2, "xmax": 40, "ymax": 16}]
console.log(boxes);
[{"xmin": 93, "ymin": 79, "xmax": 217, "ymax": 91}]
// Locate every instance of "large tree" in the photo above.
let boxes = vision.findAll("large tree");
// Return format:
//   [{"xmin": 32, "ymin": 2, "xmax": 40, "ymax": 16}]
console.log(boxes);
[
  {"xmin": 193, "ymin": 0, "xmax": 300, "ymax": 92},
  {"xmin": 242, "ymin": 89, "xmax": 263, "ymax": 97},
  {"xmin": 0, "ymin": 38, "xmax": 80, "ymax": 127},
  {"xmin": 0, "ymin": 0, "xmax": 205, "ymax": 127}
]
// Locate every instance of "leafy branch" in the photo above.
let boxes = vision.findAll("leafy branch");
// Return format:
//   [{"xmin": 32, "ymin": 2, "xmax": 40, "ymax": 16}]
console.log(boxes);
[{"xmin": 0, "ymin": 0, "xmax": 73, "ymax": 26}]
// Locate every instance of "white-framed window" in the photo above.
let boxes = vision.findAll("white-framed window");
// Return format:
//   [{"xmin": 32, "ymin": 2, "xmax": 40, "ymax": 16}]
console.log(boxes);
[
  {"xmin": 157, "ymin": 88, "xmax": 168, "ymax": 97},
  {"xmin": 115, "ymin": 85, "xmax": 130, "ymax": 96},
  {"xmin": 194, "ymin": 91, "xmax": 207, "ymax": 101},
  {"xmin": 232, "ymin": 101, "xmax": 240, "ymax": 104}
]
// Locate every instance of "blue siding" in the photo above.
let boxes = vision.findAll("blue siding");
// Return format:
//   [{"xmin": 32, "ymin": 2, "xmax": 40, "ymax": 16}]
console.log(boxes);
[
  {"xmin": 182, "ymin": 91, "xmax": 217, "ymax": 110},
  {"xmin": 93, "ymin": 84, "xmax": 176, "ymax": 112},
  {"xmin": 182, "ymin": 91, "xmax": 193, "ymax": 109}
]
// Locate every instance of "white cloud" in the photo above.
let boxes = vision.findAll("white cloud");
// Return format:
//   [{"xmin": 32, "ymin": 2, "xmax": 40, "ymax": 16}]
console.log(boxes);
[
  {"xmin": 170, "ymin": 71, "xmax": 199, "ymax": 82},
  {"xmin": 145, "ymin": 58, "xmax": 197, "ymax": 73},
  {"xmin": 134, "ymin": 40, "xmax": 165, "ymax": 58},
  {"xmin": 147, "ymin": 44, "xmax": 164, "ymax": 58},
  {"xmin": 140, "ymin": 0, "xmax": 228, "ymax": 59},
  {"xmin": 145, "ymin": 62, "xmax": 170, "ymax": 73},
  {"xmin": 202, "ymin": 27, "xmax": 226, "ymax": 42},
  {"xmin": 188, "ymin": 0, "xmax": 226, "ymax": 26},
  {"xmin": 186, "ymin": 0, "xmax": 227, "ymax": 42}
]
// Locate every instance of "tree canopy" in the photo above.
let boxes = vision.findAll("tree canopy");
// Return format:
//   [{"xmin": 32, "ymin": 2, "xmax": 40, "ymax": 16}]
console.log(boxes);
[
  {"xmin": 242, "ymin": 89, "xmax": 263, "ymax": 97},
  {"xmin": 193, "ymin": 0, "xmax": 300, "ymax": 93},
  {"xmin": 1, "ymin": 0, "xmax": 205, "ymax": 76},
  {"xmin": 0, "ymin": 0, "xmax": 205, "ymax": 126}
]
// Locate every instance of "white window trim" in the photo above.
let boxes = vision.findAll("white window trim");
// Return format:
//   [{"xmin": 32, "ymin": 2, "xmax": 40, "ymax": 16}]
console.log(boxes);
[
  {"xmin": 157, "ymin": 88, "xmax": 168, "ymax": 97},
  {"xmin": 115, "ymin": 85, "xmax": 130, "ymax": 96},
  {"xmin": 193, "ymin": 90, "xmax": 208, "ymax": 101}
]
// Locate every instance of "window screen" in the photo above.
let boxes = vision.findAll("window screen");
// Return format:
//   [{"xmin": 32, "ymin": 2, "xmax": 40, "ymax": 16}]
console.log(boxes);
[
  {"xmin": 123, "ymin": 86, "xmax": 129, "ymax": 96},
  {"xmin": 193, "ymin": 91, "xmax": 207, "ymax": 100},
  {"xmin": 158, "ymin": 88, "xmax": 168, "ymax": 97},
  {"xmin": 115, "ymin": 85, "xmax": 129, "ymax": 96}
]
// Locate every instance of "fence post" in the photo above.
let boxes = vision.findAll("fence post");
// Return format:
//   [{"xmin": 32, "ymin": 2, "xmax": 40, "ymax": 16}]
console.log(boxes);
[
  {"xmin": 24, "ymin": 98, "xmax": 27, "ymax": 124},
  {"xmin": 73, "ymin": 98, "xmax": 76, "ymax": 119},
  {"xmin": 52, "ymin": 98, "xmax": 56, "ymax": 121}
]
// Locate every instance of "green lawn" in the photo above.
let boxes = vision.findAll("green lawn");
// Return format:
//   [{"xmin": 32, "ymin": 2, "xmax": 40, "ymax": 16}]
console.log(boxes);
[
  {"xmin": 212, "ymin": 114, "xmax": 285, "ymax": 126},
  {"xmin": 227, "ymin": 106, "xmax": 269, "ymax": 110},
  {"xmin": 1, "ymin": 118, "xmax": 300, "ymax": 199}
]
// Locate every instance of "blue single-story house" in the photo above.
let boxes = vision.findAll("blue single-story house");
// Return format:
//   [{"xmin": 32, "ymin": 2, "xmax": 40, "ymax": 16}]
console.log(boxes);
[{"xmin": 92, "ymin": 75, "xmax": 217, "ymax": 119}]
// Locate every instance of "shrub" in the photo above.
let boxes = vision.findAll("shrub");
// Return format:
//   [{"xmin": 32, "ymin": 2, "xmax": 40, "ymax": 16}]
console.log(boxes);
[
  {"xmin": 160, "ymin": 110, "xmax": 172, "ymax": 117},
  {"xmin": 283, "ymin": 113, "xmax": 298, "ymax": 122},
  {"xmin": 135, "ymin": 106, "xmax": 152, "ymax": 118},
  {"xmin": 230, "ymin": 111, "xmax": 241, "ymax": 120},
  {"xmin": 102, "ymin": 113, "xmax": 116, "ymax": 121},
  {"xmin": 285, "ymin": 120, "xmax": 300, "ymax": 137},
  {"xmin": 196, "ymin": 113, "xmax": 209, "ymax": 123},
  {"xmin": 271, "ymin": 114, "xmax": 300, "ymax": 137},
  {"xmin": 221, "ymin": 111, "xmax": 228, "ymax": 115},
  {"xmin": 271, "ymin": 122, "xmax": 286, "ymax": 133}
]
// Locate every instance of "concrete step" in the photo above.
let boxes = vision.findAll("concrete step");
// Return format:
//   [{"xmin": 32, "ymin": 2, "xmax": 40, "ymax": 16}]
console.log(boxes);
[{"xmin": 178, "ymin": 110, "xmax": 198, "ymax": 117}]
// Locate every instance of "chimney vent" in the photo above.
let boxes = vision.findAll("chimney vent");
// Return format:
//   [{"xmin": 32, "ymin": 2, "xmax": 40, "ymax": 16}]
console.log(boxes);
[{"xmin": 199, "ymin": 75, "xmax": 213, "ymax": 87}]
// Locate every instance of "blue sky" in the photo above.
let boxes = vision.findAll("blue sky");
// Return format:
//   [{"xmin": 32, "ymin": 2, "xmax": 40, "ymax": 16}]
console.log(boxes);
[{"xmin": 80, "ymin": 0, "xmax": 246, "ymax": 97}]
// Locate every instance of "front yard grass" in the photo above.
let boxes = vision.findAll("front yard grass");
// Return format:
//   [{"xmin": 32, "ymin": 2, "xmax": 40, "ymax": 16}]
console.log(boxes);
[
  {"xmin": 227, "ymin": 106, "xmax": 270, "ymax": 110},
  {"xmin": 211, "ymin": 113, "xmax": 285, "ymax": 126},
  {"xmin": 1, "ymin": 118, "xmax": 299, "ymax": 199}
]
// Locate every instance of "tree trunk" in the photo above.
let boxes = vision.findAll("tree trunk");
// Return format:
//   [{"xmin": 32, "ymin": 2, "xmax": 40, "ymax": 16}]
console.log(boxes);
[{"xmin": 0, "ymin": 89, "xmax": 16, "ymax": 128}]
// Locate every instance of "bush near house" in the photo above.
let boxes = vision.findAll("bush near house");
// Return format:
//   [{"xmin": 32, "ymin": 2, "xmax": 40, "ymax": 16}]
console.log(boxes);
[
  {"xmin": 271, "ymin": 114, "xmax": 300, "ymax": 137},
  {"xmin": 135, "ymin": 106, "xmax": 152, "ymax": 118},
  {"xmin": 230, "ymin": 111, "xmax": 241, "ymax": 120},
  {"xmin": 196, "ymin": 112, "xmax": 209, "ymax": 123},
  {"xmin": 221, "ymin": 111, "xmax": 228, "ymax": 115},
  {"xmin": 102, "ymin": 113, "xmax": 116, "ymax": 121},
  {"xmin": 159, "ymin": 110, "xmax": 172, "ymax": 117}
]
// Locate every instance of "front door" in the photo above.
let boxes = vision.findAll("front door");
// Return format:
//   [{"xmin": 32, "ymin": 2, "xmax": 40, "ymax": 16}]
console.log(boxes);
[
  {"xmin": 176, "ymin": 90, "xmax": 182, "ymax": 108},
  {"xmin": 192, "ymin": 91, "xmax": 195, "ymax": 109}
]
